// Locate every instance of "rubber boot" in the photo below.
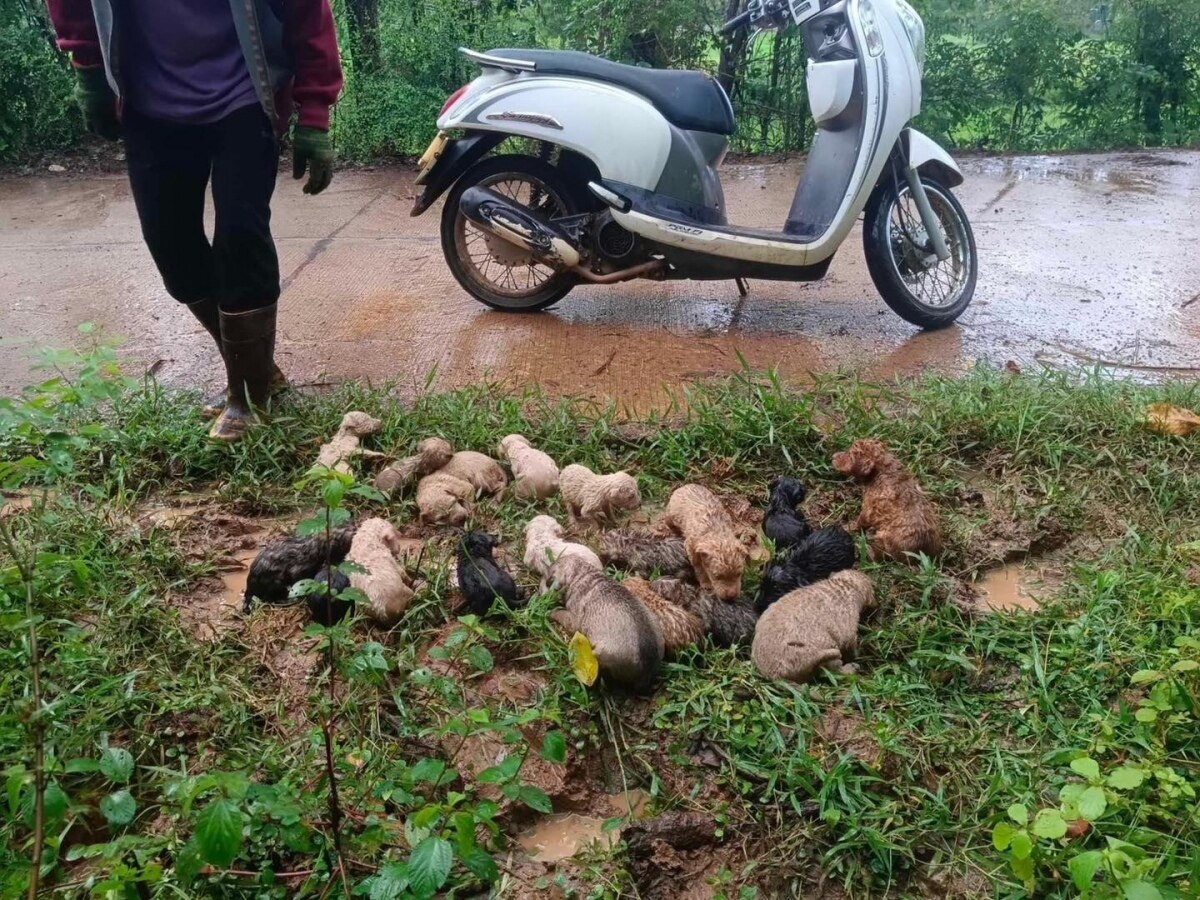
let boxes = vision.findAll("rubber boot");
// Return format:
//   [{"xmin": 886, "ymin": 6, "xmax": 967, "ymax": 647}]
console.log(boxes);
[
  {"xmin": 209, "ymin": 304, "xmax": 277, "ymax": 443},
  {"xmin": 185, "ymin": 298, "xmax": 288, "ymax": 420}
]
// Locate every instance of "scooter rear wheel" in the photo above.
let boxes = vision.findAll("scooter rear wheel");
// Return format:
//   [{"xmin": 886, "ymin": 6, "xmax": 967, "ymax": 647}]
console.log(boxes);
[
  {"xmin": 863, "ymin": 175, "xmax": 977, "ymax": 330},
  {"xmin": 441, "ymin": 154, "xmax": 579, "ymax": 312}
]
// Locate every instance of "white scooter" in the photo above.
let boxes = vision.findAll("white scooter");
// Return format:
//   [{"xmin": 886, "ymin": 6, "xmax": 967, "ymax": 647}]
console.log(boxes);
[{"xmin": 412, "ymin": 0, "xmax": 977, "ymax": 329}]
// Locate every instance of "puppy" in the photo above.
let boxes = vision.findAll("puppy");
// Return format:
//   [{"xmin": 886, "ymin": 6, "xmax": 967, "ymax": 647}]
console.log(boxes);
[
  {"xmin": 756, "ymin": 526, "xmax": 857, "ymax": 613},
  {"xmin": 622, "ymin": 577, "xmax": 706, "ymax": 656},
  {"xmin": 499, "ymin": 435, "xmax": 560, "ymax": 500},
  {"xmin": 751, "ymin": 570, "xmax": 875, "ymax": 683},
  {"xmin": 309, "ymin": 567, "xmax": 355, "ymax": 625},
  {"xmin": 316, "ymin": 411, "xmax": 384, "ymax": 475},
  {"xmin": 457, "ymin": 532, "xmax": 523, "ymax": 616},
  {"xmin": 346, "ymin": 518, "xmax": 416, "ymax": 627},
  {"xmin": 439, "ymin": 451, "xmax": 508, "ymax": 496},
  {"xmin": 559, "ymin": 464, "xmax": 641, "ymax": 524},
  {"xmin": 548, "ymin": 556, "xmax": 663, "ymax": 691},
  {"xmin": 523, "ymin": 515, "xmax": 602, "ymax": 579},
  {"xmin": 243, "ymin": 525, "xmax": 357, "ymax": 613},
  {"xmin": 375, "ymin": 437, "xmax": 453, "ymax": 496},
  {"xmin": 763, "ymin": 476, "xmax": 812, "ymax": 550},
  {"xmin": 833, "ymin": 439, "xmax": 943, "ymax": 561},
  {"xmin": 416, "ymin": 472, "xmax": 474, "ymax": 526},
  {"xmin": 663, "ymin": 485, "xmax": 747, "ymax": 600},
  {"xmin": 653, "ymin": 578, "xmax": 758, "ymax": 648},
  {"xmin": 599, "ymin": 530, "xmax": 692, "ymax": 578}
]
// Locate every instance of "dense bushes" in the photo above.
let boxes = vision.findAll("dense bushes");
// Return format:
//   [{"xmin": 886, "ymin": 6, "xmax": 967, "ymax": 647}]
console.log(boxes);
[{"xmin": 2, "ymin": 0, "xmax": 1198, "ymax": 163}]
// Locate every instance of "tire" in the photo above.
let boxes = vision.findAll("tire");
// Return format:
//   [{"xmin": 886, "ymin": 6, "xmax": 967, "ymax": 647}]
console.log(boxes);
[
  {"xmin": 863, "ymin": 174, "xmax": 978, "ymax": 330},
  {"xmin": 440, "ymin": 154, "xmax": 580, "ymax": 312}
]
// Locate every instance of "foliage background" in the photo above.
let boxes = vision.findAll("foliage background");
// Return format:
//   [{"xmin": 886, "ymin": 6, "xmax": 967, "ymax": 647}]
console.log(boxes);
[{"xmin": 2, "ymin": 0, "xmax": 1199, "ymax": 161}]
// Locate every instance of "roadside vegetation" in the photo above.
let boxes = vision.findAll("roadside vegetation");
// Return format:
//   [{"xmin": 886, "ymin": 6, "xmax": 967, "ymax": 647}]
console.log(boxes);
[
  {"xmin": 2, "ymin": 337, "xmax": 1198, "ymax": 897},
  {"xmin": 3, "ymin": 0, "xmax": 1200, "ymax": 164}
]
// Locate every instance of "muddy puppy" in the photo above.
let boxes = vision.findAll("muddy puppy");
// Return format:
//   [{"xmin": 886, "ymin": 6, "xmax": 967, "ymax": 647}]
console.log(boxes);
[
  {"xmin": 653, "ymin": 578, "xmax": 758, "ymax": 648},
  {"xmin": 375, "ymin": 437, "xmax": 453, "ymax": 496},
  {"xmin": 316, "ymin": 411, "xmax": 384, "ymax": 475},
  {"xmin": 599, "ymin": 529, "xmax": 692, "ymax": 578},
  {"xmin": 523, "ymin": 515, "xmax": 603, "ymax": 579},
  {"xmin": 751, "ymin": 570, "xmax": 875, "ymax": 682},
  {"xmin": 457, "ymin": 532, "xmax": 524, "ymax": 615},
  {"xmin": 833, "ymin": 439, "xmax": 943, "ymax": 561},
  {"xmin": 244, "ymin": 525, "xmax": 357, "ymax": 613},
  {"xmin": 763, "ymin": 476, "xmax": 812, "ymax": 550},
  {"xmin": 549, "ymin": 556, "xmax": 663, "ymax": 691},
  {"xmin": 756, "ymin": 526, "xmax": 858, "ymax": 613},
  {"xmin": 499, "ymin": 435, "xmax": 560, "ymax": 500},
  {"xmin": 346, "ymin": 518, "xmax": 416, "ymax": 627},
  {"xmin": 309, "ymin": 567, "xmax": 355, "ymax": 625},
  {"xmin": 438, "ymin": 451, "xmax": 508, "ymax": 496},
  {"xmin": 416, "ymin": 472, "xmax": 474, "ymax": 525},
  {"xmin": 559, "ymin": 464, "xmax": 641, "ymax": 524},
  {"xmin": 663, "ymin": 485, "xmax": 748, "ymax": 600},
  {"xmin": 622, "ymin": 577, "xmax": 705, "ymax": 656}
]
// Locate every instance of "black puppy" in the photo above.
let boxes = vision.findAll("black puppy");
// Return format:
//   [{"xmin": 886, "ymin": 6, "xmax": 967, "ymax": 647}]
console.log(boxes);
[
  {"xmin": 308, "ymin": 567, "xmax": 356, "ymax": 625},
  {"xmin": 456, "ymin": 532, "xmax": 523, "ymax": 616},
  {"xmin": 763, "ymin": 477, "xmax": 812, "ymax": 550},
  {"xmin": 243, "ymin": 526, "xmax": 357, "ymax": 614},
  {"xmin": 755, "ymin": 526, "xmax": 857, "ymax": 613}
]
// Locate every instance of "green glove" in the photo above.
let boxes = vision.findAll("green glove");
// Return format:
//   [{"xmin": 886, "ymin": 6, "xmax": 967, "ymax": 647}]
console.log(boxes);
[
  {"xmin": 292, "ymin": 126, "xmax": 334, "ymax": 195},
  {"xmin": 74, "ymin": 67, "xmax": 120, "ymax": 141}
]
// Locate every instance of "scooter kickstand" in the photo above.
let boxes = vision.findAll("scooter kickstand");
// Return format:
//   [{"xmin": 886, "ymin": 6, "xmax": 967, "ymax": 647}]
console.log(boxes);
[{"xmin": 735, "ymin": 277, "xmax": 750, "ymax": 298}]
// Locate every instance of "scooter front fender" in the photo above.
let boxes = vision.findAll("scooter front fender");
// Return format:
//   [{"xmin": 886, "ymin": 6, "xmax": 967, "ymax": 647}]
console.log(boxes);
[{"xmin": 906, "ymin": 129, "xmax": 963, "ymax": 188}]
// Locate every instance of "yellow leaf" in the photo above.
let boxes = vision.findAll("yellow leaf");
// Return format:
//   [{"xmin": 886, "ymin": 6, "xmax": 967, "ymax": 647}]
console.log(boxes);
[
  {"xmin": 1145, "ymin": 403, "xmax": 1200, "ymax": 437},
  {"xmin": 568, "ymin": 632, "xmax": 599, "ymax": 687}
]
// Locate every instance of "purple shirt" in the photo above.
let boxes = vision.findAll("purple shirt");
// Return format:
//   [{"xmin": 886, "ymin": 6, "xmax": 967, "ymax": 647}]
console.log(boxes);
[{"xmin": 121, "ymin": 0, "xmax": 260, "ymax": 124}]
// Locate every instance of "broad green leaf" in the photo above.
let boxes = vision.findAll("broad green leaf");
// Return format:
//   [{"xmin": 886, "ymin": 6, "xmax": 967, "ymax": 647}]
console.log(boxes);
[
  {"xmin": 1078, "ymin": 786, "xmax": 1107, "ymax": 822},
  {"xmin": 1069, "ymin": 851, "xmax": 1104, "ymax": 892},
  {"xmin": 1070, "ymin": 757, "xmax": 1101, "ymax": 782},
  {"xmin": 370, "ymin": 863, "xmax": 410, "ymax": 900},
  {"xmin": 541, "ymin": 732, "xmax": 568, "ymax": 764},
  {"xmin": 43, "ymin": 780, "xmax": 69, "ymax": 824},
  {"xmin": 410, "ymin": 759, "xmax": 447, "ymax": 785},
  {"xmin": 6, "ymin": 771, "xmax": 25, "ymax": 818},
  {"xmin": 1107, "ymin": 767, "xmax": 1146, "ymax": 791},
  {"xmin": 467, "ymin": 645, "xmax": 494, "ymax": 673},
  {"xmin": 1011, "ymin": 829, "xmax": 1034, "ymax": 860},
  {"xmin": 1129, "ymin": 669, "xmax": 1162, "ymax": 685},
  {"xmin": 322, "ymin": 479, "xmax": 345, "ymax": 508},
  {"xmin": 174, "ymin": 838, "xmax": 204, "ymax": 885},
  {"xmin": 461, "ymin": 846, "xmax": 499, "ymax": 882},
  {"xmin": 518, "ymin": 785, "xmax": 554, "ymax": 814},
  {"xmin": 100, "ymin": 747, "xmax": 134, "ymax": 784},
  {"xmin": 195, "ymin": 797, "xmax": 243, "ymax": 868},
  {"xmin": 100, "ymin": 789, "xmax": 136, "ymax": 826},
  {"xmin": 408, "ymin": 836, "xmax": 453, "ymax": 896},
  {"xmin": 1012, "ymin": 854, "xmax": 1035, "ymax": 884},
  {"xmin": 1031, "ymin": 809, "xmax": 1068, "ymax": 839},
  {"xmin": 1007, "ymin": 803, "xmax": 1029, "ymax": 825},
  {"xmin": 993, "ymin": 822, "xmax": 1015, "ymax": 851},
  {"xmin": 1121, "ymin": 881, "xmax": 1164, "ymax": 900},
  {"xmin": 1134, "ymin": 707, "xmax": 1158, "ymax": 723},
  {"xmin": 478, "ymin": 754, "xmax": 522, "ymax": 785},
  {"xmin": 64, "ymin": 758, "xmax": 101, "ymax": 775}
]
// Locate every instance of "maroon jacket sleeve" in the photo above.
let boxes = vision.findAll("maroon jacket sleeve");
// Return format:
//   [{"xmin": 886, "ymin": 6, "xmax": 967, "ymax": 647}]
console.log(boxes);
[
  {"xmin": 286, "ymin": 0, "xmax": 345, "ymax": 131},
  {"xmin": 45, "ymin": 0, "xmax": 104, "ymax": 69}
]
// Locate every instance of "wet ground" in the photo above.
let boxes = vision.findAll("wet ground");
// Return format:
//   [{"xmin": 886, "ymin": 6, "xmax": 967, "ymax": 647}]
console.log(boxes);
[{"xmin": 2, "ymin": 150, "xmax": 1198, "ymax": 408}]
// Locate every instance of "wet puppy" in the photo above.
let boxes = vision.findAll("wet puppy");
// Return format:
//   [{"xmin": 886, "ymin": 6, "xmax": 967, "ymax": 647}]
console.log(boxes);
[
  {"xmin": 346, "ymin": 518, "xmax": 416, "ymax": 627},
  {"xmin": 763, "ymin": 476, "xmax": 812, "ymax": 550},
  {"xmin": 375, "ymin": 437, "xmax": 454, "ymax": 496},
  {"xmin": 439, "ymin": 451, "xmax": 508, "ymax": 496},
  {"xmin": 559, "ymin": 464, "xmax": 641, "ymax": 524},
  {"xmin": 416, "ymin": 472, "xmax": 474, "ymax": 526},
  {"xmin": 309, "ymin": 567, "xmax": 355, "ymax": 625},
  {"xmin": 756, "ymin": 526, "xmax": 858, "ymax": 613},
  {"xmin": 315, "ymin": 411, "xmax": 384, "ymax": 475},
  {"xmin": 653, "ymin": 578, "xmax": 758, "ymax": 648},
  {"xmin": 622, "ymin": 577, "xmax": 706, "ymax": 656},
  {"xmin": 457, "ymin": 532, "xmax": 523, "ymax": 616},
  {"xmin": 833, "ymin": 439, "xmax": 942, "ymax": 561},
  {"xmin": 599, "ymin": 529, "xmax": 692, "ymax": 578},
  {"xmin": 549, "ymin": 556, "xmax": 663, "ymax": 691},
  {"xmin": 663, "ymin": 485, "xmax": 747, "ymax": 600},
  {"xmin": 243, "ymin": 525, "xmax": 357, "ymax": 613},
  {"xmin": 499, "ymin": 435, "xmax": 561, "ymax": 500},
  {"xmin": 523, "ymin": 515, "xmax": 602, "ymax": 579}
]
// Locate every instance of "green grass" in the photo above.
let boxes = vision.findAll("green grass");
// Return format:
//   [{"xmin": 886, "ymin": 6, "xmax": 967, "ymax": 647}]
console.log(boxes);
[{"xmin": 2, "ymin": 356, "xmax": 1198, "ymax": 898}]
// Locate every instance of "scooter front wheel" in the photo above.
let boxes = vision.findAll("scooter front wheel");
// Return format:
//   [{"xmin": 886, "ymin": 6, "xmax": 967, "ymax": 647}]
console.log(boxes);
[
  {"xmin": 441, "ymin": 154, "xmax": 579, "ymax": 312},
  {"xmin": 863, "ymin": 175, "xmax": 977, "ymax": 330}
]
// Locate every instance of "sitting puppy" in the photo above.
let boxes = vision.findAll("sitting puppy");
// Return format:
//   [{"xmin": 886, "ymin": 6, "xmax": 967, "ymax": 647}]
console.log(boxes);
[
  {"xmin": 309, "ymin": 567, "xmax": 355, "ymax": 625},
  {"xmin": 457, "ymin": 532, "xmax": 523, "ymax": 616},
  {"xmin": 756, "ymin": 526, "xmax": 858, "ymax": 613},
  {"xmin": 559, "ymin": 464, "xmax": 641, "ymax": 524},
  {"xmin": 833, "ymin": 439, "xmax": 943, "ymax": 561},
  {"xmin": 622, "ymin": 577, "xmax": 706, "ymax": 656},
  {"xmin": 439, "ymin": 451, "xmax": 508, "ymax": 496},
  {"xmin": 653, "ymin": 578, "xmax": 758, "ymax": 648},
  {"xmin": 375, "ymin": 437, "xmax": 453, "ymax": 496},
  {"xmin": 346, "ymin": 518, "xmax": 417, "ymax": 627},
  {"xmin": 763, "ymin": 477, "xmax": 812, "ymax": 550},
  {"xmin": 523, "ymin": 515, "xmax": 602, "ymax": 579},
  {"xmin": 548, "ymin": 556, "xmax": 663, "ymax": 691},
  {"xmin": 599, "ymin": 530, "xmax": 692, "ymax": 578},
  {"xmin": 499, "ymin": 435, "xmax": 560, "ymax": 500},
  {"xmin": 416, "ymin": 472, "xmax": 474, "ymax": 526},
  {"xmin": 663, "ymin": 485, "xmax": 747, "ymax": 600},
  {"xmin": 243, "ymin": 525, "xmax": 357, "ymax": 613},
  {"xmin": 751, "ymin": 569, "xmax": 875, "ymax": 683}
]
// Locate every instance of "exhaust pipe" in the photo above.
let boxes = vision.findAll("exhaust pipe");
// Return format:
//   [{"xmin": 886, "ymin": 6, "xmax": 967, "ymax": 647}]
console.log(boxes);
[{"xmin": 458, "ymin": 186, "xmax": 581, "ymax": 269}]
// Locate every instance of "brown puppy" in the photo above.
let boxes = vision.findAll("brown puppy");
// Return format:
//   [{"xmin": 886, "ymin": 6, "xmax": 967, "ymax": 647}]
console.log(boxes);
[
  {"xmin": 622, "ymin": 577, "xmax": 705, "ymax": 656},
  {"xmin": 374, "ymin": 437, "xmax": 453, "ymax": 496},
  {"xmin": 439, "ymin": 451, "xmax": 508, "ymax": 496},
  {"xmin": 653, "ymin": 577, "xmax": 758, "ymax": 648},
  {"xmin": 559, "ymin": 464, "xmax": 641, "ymax": 524},
  {"xmin": 663, "ymin": 485, "xmax": 747, "ymax": 600},
  {"xmin": 416, "ymin": 472, "xmax": 474, "ymax": 526},
  {"xmin": 751, "ymin": 570, "xmax": 875, "ymax": 682},
  {"xmin": 833, "ymin": 439, "xmax": 943, "ymax": 561},
  {"xmin": 600, "ymin": 529, "xmax": 692, "ymax": 578}
]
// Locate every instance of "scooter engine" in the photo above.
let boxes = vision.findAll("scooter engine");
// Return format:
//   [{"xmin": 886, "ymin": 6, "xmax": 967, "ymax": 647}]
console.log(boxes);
[{"xmin": 591, "ymin": 211, "xmax": 642, "ymax": 264}]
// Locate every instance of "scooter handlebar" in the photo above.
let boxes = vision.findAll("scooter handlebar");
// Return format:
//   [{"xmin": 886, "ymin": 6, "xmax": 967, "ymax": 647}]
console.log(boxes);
[{"xmin": 722, "ymin": 10, "xmax": 753, "ymax": 34}]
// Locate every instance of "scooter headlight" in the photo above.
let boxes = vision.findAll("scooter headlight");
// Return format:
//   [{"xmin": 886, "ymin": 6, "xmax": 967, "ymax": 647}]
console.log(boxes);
[
  {"xmin": 895, "ymin": 0, "xmax": 926, "ymax": 76},
  {"xmin": 856, "ymin": 0, "xmax": 885, "ymax": 58}
]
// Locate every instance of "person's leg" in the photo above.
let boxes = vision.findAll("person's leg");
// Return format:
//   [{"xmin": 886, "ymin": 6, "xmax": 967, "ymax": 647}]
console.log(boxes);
[{"xmin": 207, "ymin": 104, "xmax": 284, "ymax": 442}]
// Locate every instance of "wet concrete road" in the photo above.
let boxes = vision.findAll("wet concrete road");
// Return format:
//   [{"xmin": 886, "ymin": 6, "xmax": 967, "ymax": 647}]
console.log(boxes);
[{"xmin": 2, "ymin": 151, "xmax": 1198, "ymax": 409}]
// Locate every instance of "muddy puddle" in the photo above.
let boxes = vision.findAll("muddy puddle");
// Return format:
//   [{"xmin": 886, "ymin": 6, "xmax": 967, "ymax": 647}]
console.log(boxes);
[
  {"xmin": 517, "ymin": 790, "xmax": 650, "ymax": 863},
  {"xmin": 976, "ymin": 564, "xmax": 1041, "ymax": 613}
]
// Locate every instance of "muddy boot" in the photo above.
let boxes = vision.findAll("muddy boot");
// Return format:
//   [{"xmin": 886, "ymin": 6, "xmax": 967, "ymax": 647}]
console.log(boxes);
[
  {"xmin": 209, "ymin": 304, "xmax": 277, "ymax": 443},
  {"xmin": 186, "ymin": 299, "xmax": 289, "ymax": 420}
]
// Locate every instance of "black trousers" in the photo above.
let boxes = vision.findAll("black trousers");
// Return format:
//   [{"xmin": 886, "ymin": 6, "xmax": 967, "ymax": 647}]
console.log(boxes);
[{"xmin": 123, "ymin": 104, "xmax": 281, "ymax": 313}]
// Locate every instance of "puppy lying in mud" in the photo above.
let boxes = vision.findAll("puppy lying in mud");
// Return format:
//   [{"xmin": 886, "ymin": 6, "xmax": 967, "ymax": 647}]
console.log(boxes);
[
  {"xmin": 653, "ymin": 578, "xmax": 758, "ymax": 648},
  {"xmin": 309, "ymin": 567, "xmax": 354, "ymax": 625},
  {"xmin": 374, "ymin": 437, "xmax": 453, "ymax": 496},
  {"xmin": 599, "ymin": 529, "xmax": 692, "ymax": 578},
  {"xmin": 756, "ymin": 526, "xmax": 858, "ymax": 613},
  {"xmin": 763, "ymin": 476, "xmax": 812, "ymax": 550},
  {"xmin": 316, "ymin": 411, "xmax": 384, "ymax": 475},
  {"xmin": 751, "ymin": 570, "xmax": 875, "ymax": 683},
  {"xmin": 523, "ymin": 515, "xmax": 602, "ymax": 579},
  {"xmin": 416, "ymin": 472, "xmax": 474, "ymax": 525},
  {"xmin": 499, "ymin": 434, "xmax": 560, "ymax": 500},
  {"xmin": 622, "ymin": 577, "xmax": 705, "ymax": 656},
  {"xmin": 345, "ymin": 518, "xmax": 417, "ymax": 626},
  {"xmin": 559, "ymin": 464, "xmax": 641, "ymax": 524},
  {"xmin": 243, "ymin": 525, "xmax": 357, "ymax": 613},
  {"xmin": 439, "ymin": 450, "xmax": 508, "ymax": 496},
  {"xmin": 663, "ymin": 485, "xmax": 747, "ymax": 600},
  {"xmin": 457, "ymin": 531, "xmax": 523, "ymax": 616},
  {"xmin": 833, "ymin": 439, "xmax": 943, "ymax": 561},
  {"xmin": 548, "ymin": 555, "xmax": 663, "ymax": 691}
]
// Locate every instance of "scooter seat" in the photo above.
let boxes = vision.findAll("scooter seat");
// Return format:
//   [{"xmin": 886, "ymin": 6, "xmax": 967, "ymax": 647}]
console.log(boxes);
[{"xmin": 488, "ymin": 49, "xmax": 736, "ymax": 136}]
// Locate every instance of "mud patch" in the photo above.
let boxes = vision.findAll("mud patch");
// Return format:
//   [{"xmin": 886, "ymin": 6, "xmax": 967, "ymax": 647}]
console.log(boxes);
[
  {"xmin": 516, "ymin": 791, "xmax": 649, "ymax": 862},
  {"xmin": 977, "ymin": 564, "xmax": 1040, "ymax": 613}
]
